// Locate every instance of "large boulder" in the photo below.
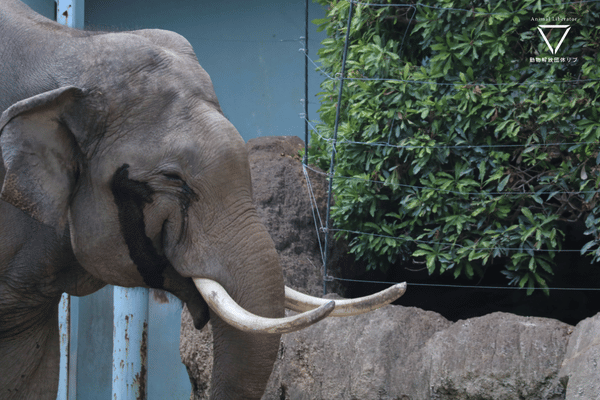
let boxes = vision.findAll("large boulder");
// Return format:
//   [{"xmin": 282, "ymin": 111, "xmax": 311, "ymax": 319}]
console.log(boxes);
[
  {"xmin": 559, "ymin": 312, "xmax": 600, "ymax": 399},
  {"xmin": 263, "ymin": 305, "xmax": 452, "ymax": 400},
  {"xmin": 262, "ymin": 310, "xmax": 571, "ymax": 400},
  {"xmin": 422, "ymin": 312, "xmax": 570, "ymax": 400}
]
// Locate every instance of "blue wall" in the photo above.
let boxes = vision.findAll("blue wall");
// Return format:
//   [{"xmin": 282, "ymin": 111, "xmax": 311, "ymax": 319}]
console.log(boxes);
[
  {"xmin": 20, "ymin": 0, "xmax": 55, "ymax": 19},
  {"xmin": 85, "ymin": 0, "xmax": 326, "ymax": 143}
]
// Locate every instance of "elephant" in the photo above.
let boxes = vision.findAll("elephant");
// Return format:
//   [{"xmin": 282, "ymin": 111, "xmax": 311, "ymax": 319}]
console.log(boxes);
[{"xmin": 0, "ymin": 1, "xmax": 406, "ymax": 399}]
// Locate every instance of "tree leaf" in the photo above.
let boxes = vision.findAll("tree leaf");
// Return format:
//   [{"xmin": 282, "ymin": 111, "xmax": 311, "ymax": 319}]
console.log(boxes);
[
  {"xmin": 521, "ymin": 207, "xmax": 534, "ymax": 223},
  {"xmin": 498, "ymin": 174, "xmax": 510, "ymax": 191}
]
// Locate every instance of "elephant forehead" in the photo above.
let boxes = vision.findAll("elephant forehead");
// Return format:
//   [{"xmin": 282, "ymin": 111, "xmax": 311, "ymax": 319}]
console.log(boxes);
[
  {"xmin": 97, "ymin": 99, "xmax": 216, "ymax": 159},
  {"xmin": 70, "ymin": 32, "xmax": 220, "ymax": 114},
  {"xmin": 161, "ymin": 106, "xmax": 247, "ymax": 161},
  {"xmin": 92, "ymin": 127, "xmax": 249, "ymax": 187},
  {"xmin": 162, "ymin": 132, "xmax": 250, "ymax": 180}
]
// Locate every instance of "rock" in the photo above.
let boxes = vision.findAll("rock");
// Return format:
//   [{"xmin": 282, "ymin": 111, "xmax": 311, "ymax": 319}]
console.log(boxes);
[
  {"xmin": 423, "ymin": 312, "xmax": 571, "ymax": 400},
  {"xmin": 263, "ymin": 305, "xmax": 452, "ymax": 400},
  {"xmin": 559, "ymin": 312, "xmax": 600, "ymax": 399},
  {"xmin": 262, "ymin": 310, "xmax": 571, "ymax": 400},
  {"xmin": 180, "ymin": 309, "xmax": 212, "ymax": 400}
]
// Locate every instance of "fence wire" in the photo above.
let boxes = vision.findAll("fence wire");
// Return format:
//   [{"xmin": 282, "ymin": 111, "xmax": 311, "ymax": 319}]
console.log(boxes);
[{"xmin": 300, "ymin": 0, "xmax": 600, "ymax": 294}]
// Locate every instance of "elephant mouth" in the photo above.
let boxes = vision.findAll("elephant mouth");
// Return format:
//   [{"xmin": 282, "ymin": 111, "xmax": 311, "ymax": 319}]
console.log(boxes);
[{"xmin": 193, "ymin": 278, "xmax": 407, "ymax": 334}]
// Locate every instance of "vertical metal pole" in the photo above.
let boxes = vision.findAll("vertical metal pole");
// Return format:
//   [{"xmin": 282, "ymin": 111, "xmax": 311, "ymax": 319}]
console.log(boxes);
[
  {"xmin": 303, "ymin": 0, "xmax": 309, "ymax": 165},
  {"xmin": 322, "ymin": 1, "xmax": 354, "ymax": 295},
  {"xmin": 56, "ymin": 0, "xmax": 74, "ymax": 27},
  {"xmin": 57, "ymin": 293, "xmax": 80, "ymax": 400},
  {"xmin": 56, "ymin": 0, "xmax": 84, "ymax": 29},
  {"xmin": 57, "ymin": 293, "xmax": 70, "ymax": 400},
  {"xmin": 112, "ymin": 286, "xmax": 149, "ymax": 400}
]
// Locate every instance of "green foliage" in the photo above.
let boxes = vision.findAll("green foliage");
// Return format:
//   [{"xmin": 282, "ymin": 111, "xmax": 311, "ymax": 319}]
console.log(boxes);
[{"xmin": 310, "ymin": 0, "xmax": 600, "ymax": 293}]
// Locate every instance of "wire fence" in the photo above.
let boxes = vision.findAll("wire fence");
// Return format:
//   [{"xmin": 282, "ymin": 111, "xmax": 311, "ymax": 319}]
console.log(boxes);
[{"xmin": 300, "ymin": 0, "xmax": 600, "ymax": 294}]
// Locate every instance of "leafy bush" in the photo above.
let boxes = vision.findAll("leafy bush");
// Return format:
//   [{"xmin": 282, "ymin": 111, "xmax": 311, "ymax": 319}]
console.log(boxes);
[{"xmin": 309, "ymin": 0, "xmax": 600, "ymax": 293}]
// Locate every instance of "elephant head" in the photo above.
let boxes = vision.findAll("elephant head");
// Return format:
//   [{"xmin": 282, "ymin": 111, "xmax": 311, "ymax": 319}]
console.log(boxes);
[{"xmin": 0, "ymin": 26, "xmax": 405, "ymax": 400}]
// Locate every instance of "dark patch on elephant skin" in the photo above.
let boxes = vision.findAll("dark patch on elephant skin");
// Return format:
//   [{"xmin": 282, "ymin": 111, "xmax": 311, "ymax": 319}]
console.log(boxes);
[{"xmin": 110, "ymin": 164, "xmax": 170, "ymax": 288}]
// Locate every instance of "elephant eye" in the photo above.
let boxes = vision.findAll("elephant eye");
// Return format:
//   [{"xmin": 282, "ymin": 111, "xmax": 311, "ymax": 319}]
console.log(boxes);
[{"xmin": 163, "ymin": 172, "xmax": 183, "ymax": 182}]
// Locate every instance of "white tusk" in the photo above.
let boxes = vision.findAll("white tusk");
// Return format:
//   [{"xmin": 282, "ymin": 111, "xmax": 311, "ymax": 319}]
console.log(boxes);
[
  {"xmin": 285, "ymin": 282, "xmax": 407, "ymax": 317},
  {"xmin": 193, "ymin": 278, "xmax": 335, "ymax": 334}
]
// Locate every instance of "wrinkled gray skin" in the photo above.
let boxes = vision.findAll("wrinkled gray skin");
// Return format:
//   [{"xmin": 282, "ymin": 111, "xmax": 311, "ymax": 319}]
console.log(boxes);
[{"xmin": 0, "ymin": 1, "xmax": 284, "ymax": 398}]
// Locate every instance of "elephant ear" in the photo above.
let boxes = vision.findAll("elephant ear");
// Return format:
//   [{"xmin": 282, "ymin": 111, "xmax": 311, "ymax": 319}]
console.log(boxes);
[{"xmin": 0, "ymin": 86, "xmax": 86, "ymax": 231}]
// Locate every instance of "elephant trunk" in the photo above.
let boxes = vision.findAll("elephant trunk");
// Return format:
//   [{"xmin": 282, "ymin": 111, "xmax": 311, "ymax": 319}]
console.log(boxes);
[
  {"xmin": 204, "ymin": 221, "xmax": 285, "ymax": 399},
  {"xmin": 209, "ymin": 316, "xmax": 281, "ymax": 399}
]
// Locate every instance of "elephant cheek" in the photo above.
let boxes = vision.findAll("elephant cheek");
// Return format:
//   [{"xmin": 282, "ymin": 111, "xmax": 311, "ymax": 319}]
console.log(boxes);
[
  {"xmin": 68, "ymin": 216, "xmax": 139, "ymax": 286},
  {"xmin": 66, "ymin": 190, "xmax": 144, "ymax": 287}
]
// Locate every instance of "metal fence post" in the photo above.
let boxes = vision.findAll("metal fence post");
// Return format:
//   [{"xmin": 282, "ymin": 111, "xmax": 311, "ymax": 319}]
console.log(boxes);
[
  {"xmin": 57, "ymin": 293, "xmax": 70, "ymax": 400},
  {"xmin": 112, "ymin": 286, "xmax": 149, "ymax": 400},
  {"xmin": 56, "ymin": 0, "xmax": 84, "ymax": 29},
  {"xmin": 322, "ymin": 1, "xmax": 354, "ymax": 295}
]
